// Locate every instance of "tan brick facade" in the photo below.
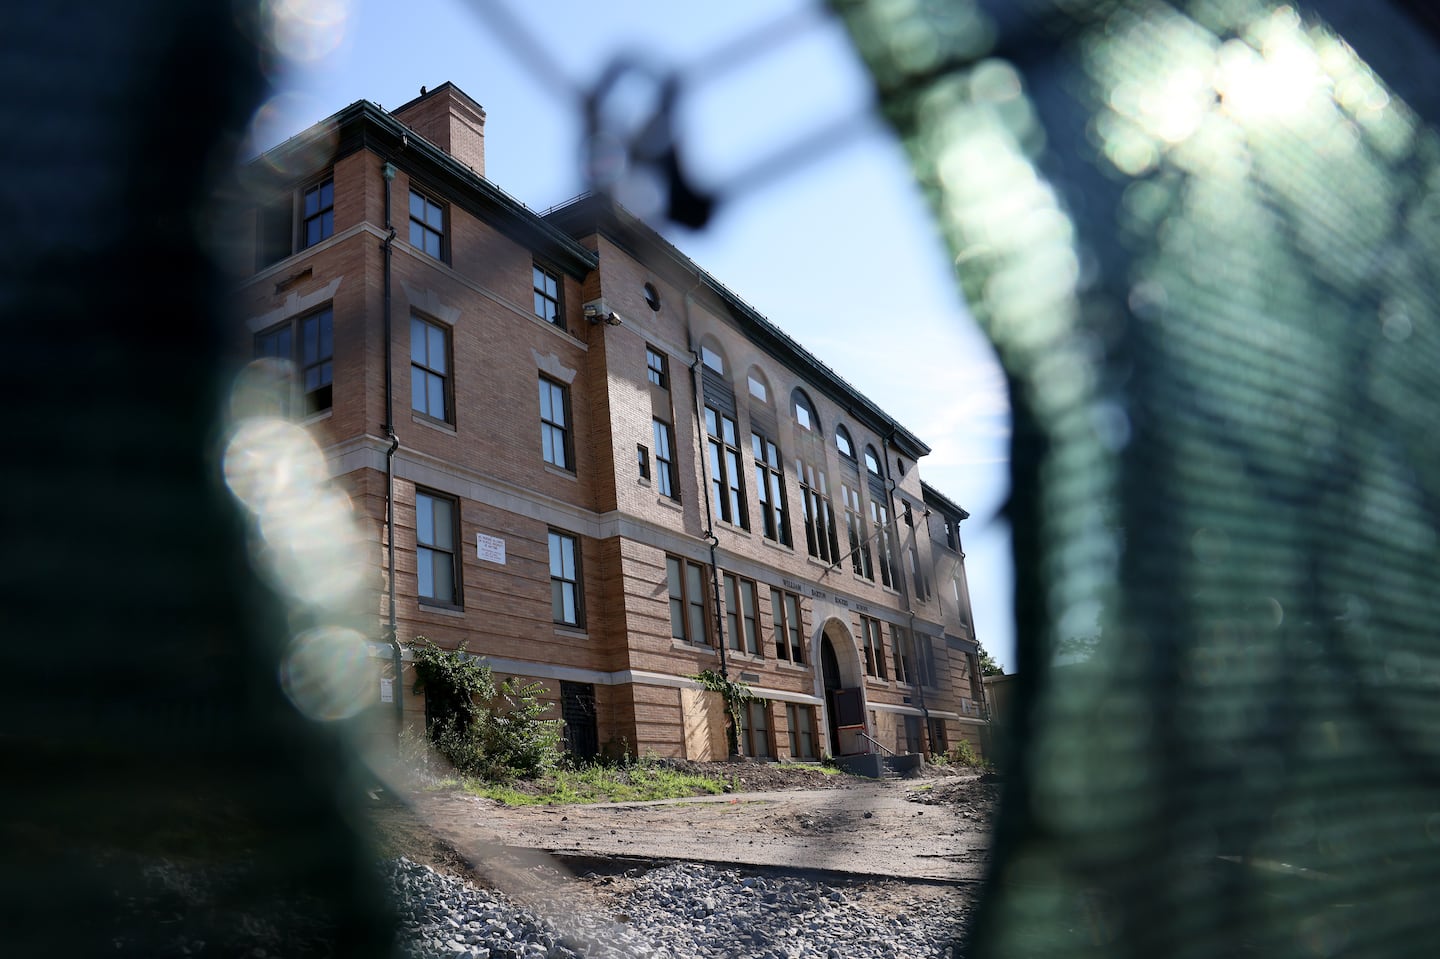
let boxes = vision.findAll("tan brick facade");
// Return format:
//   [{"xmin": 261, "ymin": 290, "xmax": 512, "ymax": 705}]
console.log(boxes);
[{"xmin": 235, "ymin": 84, "xmax": 990, "ymax": 765}]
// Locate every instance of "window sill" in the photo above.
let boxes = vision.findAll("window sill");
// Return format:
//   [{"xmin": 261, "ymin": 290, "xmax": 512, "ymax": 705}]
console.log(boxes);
[
  {"xmin": 301, "ymin": 408, "xmax": 333, "ymax": 425},
  {"xmin": 418, "ymin": 602, "xmax": 465, "ymax": 618},
  {"xmin": 727, "ymin": 649, "xmax": 766, "ymax": 664},
  {"xmin": 654, "ymin": 495, "xmax": 683, "ymax": 512},
  {"xmin": 759, "ymin": 537, "xmax": 793, "ymax": 553},
  {"xmin": 554, "ymin": 625, "xmax": 588, "ymax": 639},
  {"xmin": 775, "ymin": 660, "xmax": 810, "ymax": 673},
  {"xmin": 672, "ymin": 640, "xmax": 718, "ymax": 655},
  {"xmin": 543, "ymin": 463, "xmax": 578, "ymax": 482},
  {"xmin": 411, "ymin": 414, "xmax": 456, "ymax": 435}
]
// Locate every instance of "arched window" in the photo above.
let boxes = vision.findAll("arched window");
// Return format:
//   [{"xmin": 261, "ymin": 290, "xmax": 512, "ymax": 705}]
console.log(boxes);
[
  {"xmin": 791, "ymin": 388, "xmax": 818, "ymax": 432},
  {"xmin": 864, "ymin": 445, "xmax": 882, "ymax": 476},
  {"xmin": 700, "ymin": 342, "xmax": 725, "ymax": 374},
  {"xmin": 835, "ymin": 424, "xmax": 855, "ymax": 461},
  {"xmin": 746, "ymin": 368, "xmax": 770, "ymax": 404}
]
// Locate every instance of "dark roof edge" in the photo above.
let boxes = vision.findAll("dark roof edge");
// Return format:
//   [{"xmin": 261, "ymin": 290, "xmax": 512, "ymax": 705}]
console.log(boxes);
[
  {"xmin": 545, "ymin": 195, "xmax": 931, "ymax": 459},
  {"xmin": 921, "ymin": 481, "xmax": 971, "ymax": 521},
  {"xmin": 249, "ymin": 99, "xmax": 596, "ymax": 277}
]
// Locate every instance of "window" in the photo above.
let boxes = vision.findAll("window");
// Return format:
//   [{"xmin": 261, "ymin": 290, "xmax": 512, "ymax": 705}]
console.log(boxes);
[
  {"xmin": 646, "ymin": 346, "xmax": 668, "ymax": 388},
  {"xmin": 739, "ymin": 701, "xmax": 772, "ymax": 758},
  {"xmin": 786, "ymin": 704, "xmax": 815, "ymax": 759},
  {"xmin": 892, "ymin": 623, "xmax": 914, "ymax": 684},
  {"xmin": 747, "ymin": 375, "xmax": 768, "ymax": 402},
  {"xmin": 706, "ymin": 407, "xmax": 747, "ymax": 528},
  {"xmin": 549, "ymin": 530, "xmax": 583, "ymax": 627},
  {"xmin": 255, "ymin": 306, "xmax": 333, "ymax": 415},
  {"xmin": 723, "ymin": 573, "xmax": 760, "ymax": 655},
  {"xmin": 915, "ymin": 634, "xmax": 937, "ymax": 687},
  {"xmin": 538, "ymin": 376, "xmax": 572, "ymax": 470},
  {"xmin": 908, "ymin": 540, "xmax": 929, "ymax": 601},
  {"xmin": 416, "ymin": 490, "xmax": 459, "ymax": 605},
  {"xmin": 770, "ymin": 587, "xmax": 804, "ymax": 664},
  {"xmin": 752, "ymin": 433, "xmax": 791, "ymax": 546},
  {"xmin": 928, "ymin": 719, "xmax": 949, "ymax": 755},
  {"xmin": 410, "ymin": 316, "xmax": 450, "ymax": 422},
  {"xmin": 643, "ymin": 282, "xmax": 661, "ymax": 311},
  {"xmin": 945, "ymin": 517, "xmax": 961, "ymax": 551},
  {"xmin": 254, "ymin": 174, "xmax": 335, "ymax": 269},
  {"xmin": 842, "ymin": 484, "xmax": 873, "ymax": 580},
  {"xmin": 667, "ymin": 555, "xmax": 711, "ymax": 645},
  {"xmin": 871, "ymin": 499, "xmax": 898, "ymax": 589},
  {"xmin": 408, "ymin": 189, "xmax": 445, "ymax": 259},
  {"xmin": 835, "ymin": 425, "xmax": 855, "ymax": 461},
  {"xmin": 637, "ymin": 444, "xmax": 650, "ymax": 481},
  {"xmin": 860, "ymin": 615, "xmax": 888, "ymax": 680},
  {"xmin": 864, "ymin": 445, "xmax": 882, "ymax": 477},
  {"xmin": 791, "ymin": 388, "xmax": 817, "ymax": 431},
  {"xmin": 653, "ymin": 419, "xmax": 677, "ymax": 499},
  {"xmin": 533, "ymin": 265, "xmax": 561, "ymax": 326},
  {"xmin": 701, "ymin": 345, "xmax": 724, "ymax": 373},
  {"xmin": 301, "ymin": 177, "xmax": 334, "ymax": 249},
  {"xmin": 798, "ymin": 459, "xmax": 840, "ymax": 563}
]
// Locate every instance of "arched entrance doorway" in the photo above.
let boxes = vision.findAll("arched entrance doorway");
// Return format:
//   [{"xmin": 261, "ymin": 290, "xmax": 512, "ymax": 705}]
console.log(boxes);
[
  {"xmin": 821, "ymin": 636, "xmax": 842, "ymax": 758},
  {"xmin": 816, "ymin": 617, "xmax": 866, "ymax": 756}
]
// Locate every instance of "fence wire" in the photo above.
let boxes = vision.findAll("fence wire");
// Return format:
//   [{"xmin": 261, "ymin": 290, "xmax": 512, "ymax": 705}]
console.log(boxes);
[{"xmin": 8, "ymin": 0, "xmax": 1440, "ymax": 957}]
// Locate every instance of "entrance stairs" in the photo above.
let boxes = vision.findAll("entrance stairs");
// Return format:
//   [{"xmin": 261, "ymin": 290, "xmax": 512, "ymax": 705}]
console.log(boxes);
[{"xmin": 834, "ymin": 752, "xmax": 924, "ymax": 779}]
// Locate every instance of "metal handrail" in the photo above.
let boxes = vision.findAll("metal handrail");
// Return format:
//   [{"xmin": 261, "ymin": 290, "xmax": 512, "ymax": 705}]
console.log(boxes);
[{"xmin": 854, "ymin": 729, "xmax": 896, "ymax": 757}]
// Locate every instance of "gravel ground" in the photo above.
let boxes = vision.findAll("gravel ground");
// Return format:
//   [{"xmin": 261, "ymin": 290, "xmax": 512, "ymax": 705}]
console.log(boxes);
[{"xmin": 387, "ymin": 856, "xmax": 966, "ymax": 959}]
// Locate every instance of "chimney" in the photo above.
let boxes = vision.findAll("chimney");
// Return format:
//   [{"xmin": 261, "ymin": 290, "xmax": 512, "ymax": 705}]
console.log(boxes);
[{"xmin": 391, "ymin": 82, "xmax": 486, "ymax": 176}]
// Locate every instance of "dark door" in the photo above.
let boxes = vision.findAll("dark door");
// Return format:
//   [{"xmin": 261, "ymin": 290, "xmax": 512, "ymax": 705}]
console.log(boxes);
[
  {"xmin": 561, "ymin": 682, "xmax": 598, "ymax": 761},
  {"xmin": 821, "ymin": 636, "xmax": 842, "ymax": 757}
]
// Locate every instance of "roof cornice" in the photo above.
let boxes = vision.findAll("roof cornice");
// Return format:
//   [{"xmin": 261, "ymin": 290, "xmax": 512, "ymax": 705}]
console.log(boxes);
[
  {"xmin": 545, "ymin": 195, "xmax": 931, "ymax": 459},
  {"xmin": 246, "ymin": 100, "xmax": 597, "ymax": 278}
]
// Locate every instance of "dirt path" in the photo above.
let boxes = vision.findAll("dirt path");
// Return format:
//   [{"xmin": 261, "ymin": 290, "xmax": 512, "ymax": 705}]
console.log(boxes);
[{"xmin": 374, "ymin": 774, "xmax": 995, "ymax": 885}]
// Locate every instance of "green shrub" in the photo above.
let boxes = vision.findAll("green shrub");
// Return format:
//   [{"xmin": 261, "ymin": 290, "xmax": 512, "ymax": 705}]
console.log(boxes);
[
  {"xmin": 409, "ymin": 638, "xmax": 563, "ymax": 780},
  {"xmin": 947, "ymin": 738, "xmax": 983, "ymax": 768}
]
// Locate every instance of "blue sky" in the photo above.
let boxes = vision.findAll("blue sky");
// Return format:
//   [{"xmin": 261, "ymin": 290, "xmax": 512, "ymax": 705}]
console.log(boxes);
[{"xmin": 256, "ymin": 0, "xmax": 1016, "ymax": 671}]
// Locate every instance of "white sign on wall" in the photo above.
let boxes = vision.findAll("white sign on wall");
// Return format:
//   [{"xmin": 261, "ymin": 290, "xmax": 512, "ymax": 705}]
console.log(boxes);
[
  {"xmin": 477, "ymin": 533, "xmax": 506, "ymax": 564},
  {"xmin": 380, "ymin": 678, "xmax": 394, "ymax": 703}
]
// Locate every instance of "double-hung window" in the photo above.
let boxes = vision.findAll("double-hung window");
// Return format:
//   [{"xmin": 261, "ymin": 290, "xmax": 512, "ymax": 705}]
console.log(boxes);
[
  {"xmin": 860, "ymin": 615, "xmax": 888, "ymax": 680},
  {"xmin": 254, "ymin": 306, "xmax": 333, "ymax": 415},
  {"xmin": 533, "ymin": 265, "xmax": 561, "ymax": 326},
  {"xmin": 410, "ymin": 316, "xmax": 451, "ymax": 422},
  {"xmin": 842, "ymin": 484, "xmax": 873, "ymax": 579},
  {"xmin": 770, "ymin": 587, "xmax": 804, "ymax": 664},
  {"xmin": 752, "ymin": 433, "xmax": 790, "ymax": 546},
  {"xmin": 539, "ymin": 376, "xmax": 572, "ymax": 470},
  {"xmin": 891, "ymin": 623, "xmax": 914, "ymax": 684},
  {"xmin": 739, "ymin": 701, "xmax": 772, "ymax": 758},
  {"xmin": 667, "ymin": 556, "xmax": 710, "ymax": 645},
  {"xmin": 646, "ymin": 346, "xmax": 668, "ymax": 388},
  {"xmin": 653, "ymin": 419, "xmax": 677, "ymax": 499},
  {"xmin": 301, "ymin": 177, "xmax": 334, "ymax": 249},
  {"xmin": 723, "ymin": 573, "xmax": 760, "ymax": 655},
  {"xmin": 798, "ymin": 459, "xmax": 839, "ymax": 563},
  {"xmin": 706, "ymin": 407, "xmax": 747, "ymax": 528},
  {"xmin": 870, "ymin": 500, "xmax": 898, "ymax": 589},
  {"xmin": 255, "ymin": 173, "xmax": 335, "ymax": 270},
  {"xmin": 409, "ymin": 189, "xmax": 445, "ymax": 260},
  {"xmin": 416, "ymin": 490, "xmax": 460, "ymax": 606},
  {"xmin": 786, "ymin": 704, "xmax": 815, "ymax": 759},
  {"xmin": 549, "ymin": 530, "xmax": 583, "ymax": 627}
]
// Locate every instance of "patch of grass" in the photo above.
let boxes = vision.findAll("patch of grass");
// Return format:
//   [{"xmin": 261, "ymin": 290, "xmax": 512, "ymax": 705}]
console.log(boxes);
[{"xmin": 461, "ymin": 762, "xmax": 729, "ymax": 806}]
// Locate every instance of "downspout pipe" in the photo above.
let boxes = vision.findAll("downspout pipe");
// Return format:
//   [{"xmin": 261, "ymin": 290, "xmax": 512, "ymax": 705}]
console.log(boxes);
[
  {"xmin": 882, "ymin": 428, "xmax": 931, "ymax": 759},
  {"xmin": 382, "ymin": 160, "xmax": 403, "ymax": 745},
  {"xmin": 683, "ymin": 280, "xmax": 736, "ymax": 754}
]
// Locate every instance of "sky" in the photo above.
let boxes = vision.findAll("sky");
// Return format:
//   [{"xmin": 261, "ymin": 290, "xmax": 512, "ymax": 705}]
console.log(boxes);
[{"xmin": 255, "ymin": 0, "xmax": 1016, "ymax": 671}]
